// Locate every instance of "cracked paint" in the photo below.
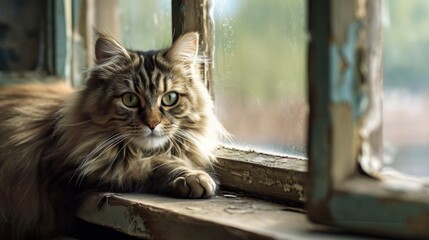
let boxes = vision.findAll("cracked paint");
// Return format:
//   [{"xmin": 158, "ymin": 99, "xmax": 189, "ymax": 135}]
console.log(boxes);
[
  {"xmin": 230, "ymin": 170, "xmax": 253, "ymax": 184},
  {"xmin": 78, "ymin": 194, "xmax": 151, "ymax": 239},
  {"xmin": 214, "ymin": 148, "xmax": 306, "ymax": 204},
  {"xmin": 282, "ymin": 183, "xmax": 306, "ymax": 202}
]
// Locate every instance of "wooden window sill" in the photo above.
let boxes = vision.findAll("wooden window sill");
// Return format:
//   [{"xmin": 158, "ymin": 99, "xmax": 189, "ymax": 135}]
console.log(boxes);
[
  {"xmin": 77, "ymin": 192, "xmax": 386, "ymax": 240},
  {"xmin": 214, "ymin": 147, "xmax": 307, "ymax": 204},
  {"xmin": 74, "ymin": 149, "xmax": 381, "ymax": 239}
]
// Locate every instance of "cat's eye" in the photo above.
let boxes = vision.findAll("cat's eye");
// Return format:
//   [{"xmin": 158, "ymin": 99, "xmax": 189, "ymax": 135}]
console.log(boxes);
[
  {"xmin": 121, "ymin": 93, "xmax": 140, "ymax": 107},
  {"xmin": 162, "ymin": 92, "xmax": 179, "ymax": 106}
]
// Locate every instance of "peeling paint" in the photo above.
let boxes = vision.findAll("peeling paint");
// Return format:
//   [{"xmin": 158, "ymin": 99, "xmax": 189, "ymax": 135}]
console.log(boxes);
[
  {"xmin": 330, "ymin": 20, "xmax": 365, "ymax": 120},
  {"xmin": 230, "ymin": 170, "xmax": 253, "ymax": 184},
  {"xmin": 214, "ymin": 148, "xmax": 306, "ymax": 204},
  {"xmin": 78, "ymin": 195, "xmax": 151, "ymax": 239},
  {"xmin": 258, "ymin": 177, "xmax": 276, "ymax": 186},
  {"xmin": 257, "ymin": 169, "xmax": 276, "ymax": 186},
  {"xmin": 282, "ymin": 183, "xmax": 306, "ymax": 202},
  {"xmin": 292, "ymin": 184, "xmax": 306, "ymax": 202},
  {"xmin": 79, "ymin": 193, "xmax": 308, "ymax": 240}
]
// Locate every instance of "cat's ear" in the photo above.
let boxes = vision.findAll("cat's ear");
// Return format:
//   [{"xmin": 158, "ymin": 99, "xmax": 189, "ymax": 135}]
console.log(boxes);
[
  {"xmin": 167, "ymin": 32, "xmax": 199, "ymax": 65},
  {"xmin": 95, "ymin": 34, "xmax": 130, "ymax": 64}
]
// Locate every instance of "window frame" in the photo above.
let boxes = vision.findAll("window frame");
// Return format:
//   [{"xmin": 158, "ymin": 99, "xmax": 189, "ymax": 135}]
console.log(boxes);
[{"xmin": 306, "ymin": 0, "xmax": 429, "ymax": 239}]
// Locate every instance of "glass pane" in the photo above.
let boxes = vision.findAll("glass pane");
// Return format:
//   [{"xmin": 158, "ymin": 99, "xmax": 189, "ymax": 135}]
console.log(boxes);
[
  {"xmin": 119, "ymin": 0, "xmax": 171, "ymax": 50},
  {"xmin": 214, "ymin": 0, "xmax": 308, "ymax": 158},
  {"xmin": 383, "ymin": 0, "xmax": 429, "ymax": 177}
]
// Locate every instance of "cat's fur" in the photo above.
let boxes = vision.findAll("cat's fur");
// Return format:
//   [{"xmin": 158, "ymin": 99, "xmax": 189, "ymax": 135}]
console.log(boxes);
[{"xmin": 0, "ymin": 32, "xmax": 224, "ymax": 239}]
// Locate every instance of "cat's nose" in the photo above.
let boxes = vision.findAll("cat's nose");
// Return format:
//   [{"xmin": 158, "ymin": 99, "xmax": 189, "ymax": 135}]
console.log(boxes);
[{"xmin": 147, "ymin": 121, "xmax": 160, "ymax": 130}]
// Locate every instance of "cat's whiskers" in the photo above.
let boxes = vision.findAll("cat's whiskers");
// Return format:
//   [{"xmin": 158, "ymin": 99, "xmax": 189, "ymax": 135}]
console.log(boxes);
[
  {"xmin": 174, "ymin": 129, "xmax": 201, "ymax": 145},
  {"xmin": 80, "ymin": 134, "xmax": 125, "ymax": 171},
  {"xmin": 173, "ymin": 129, "xmax": 214, "ymax": 160},
  {"xmin": 95, "ymin": 136, "xmax": 130, "ymax": 191},
  {"xmin": 101, "ymin": 131, "xmax": 141, "ymax": 182},
  {"xmin": 92, "ymin": 126, "xmax": 149, "ymax": 190},
  {"xmin": 168, "ymin": 133, "xmax": 201, "ymax": 157},
  {"xmin": 107, "ymin": 128, "xmax": 167, "ymax": 190},
  {"xmin": 167, "ymin": 134, "xmax": 184, "ymax": 152},
  {"xmin": 70, "ymin": 133, "xmax": 125, "ymax": 186},
  {"xmin": 77, "ymin": 133, "xmax": 122, "ymax": 168}
]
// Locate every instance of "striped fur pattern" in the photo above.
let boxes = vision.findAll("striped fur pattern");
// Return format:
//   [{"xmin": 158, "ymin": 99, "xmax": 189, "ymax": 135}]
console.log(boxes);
[{"xmin": 0, "ymin": 32, "xmax": 225, "ymax": 239}]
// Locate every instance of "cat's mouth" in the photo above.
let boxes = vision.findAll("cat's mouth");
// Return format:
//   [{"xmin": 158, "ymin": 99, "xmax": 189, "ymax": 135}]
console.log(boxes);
[
  {"xmin": 147, "ymin": 131, "xmax": 162, "ymax": 137},
  {"xmin": 133, "ymin": 132, "xmax": 169, "ymax": 150},
  {"xmin": 129, "ymin": 126, "xmax": 169, "ymax": 150}
]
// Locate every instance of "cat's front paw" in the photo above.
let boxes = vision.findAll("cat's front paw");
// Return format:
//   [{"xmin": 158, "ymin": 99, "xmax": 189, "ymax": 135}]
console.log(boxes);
[{"xmin": 171, "ymin": 171, "xmax": 216, "ymax": 199}]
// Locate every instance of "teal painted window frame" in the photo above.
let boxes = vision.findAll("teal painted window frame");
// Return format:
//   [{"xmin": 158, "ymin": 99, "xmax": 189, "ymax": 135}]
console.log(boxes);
[{"xmin": 307, "ymin": 0, "xmax": 429, "ymax": 239}]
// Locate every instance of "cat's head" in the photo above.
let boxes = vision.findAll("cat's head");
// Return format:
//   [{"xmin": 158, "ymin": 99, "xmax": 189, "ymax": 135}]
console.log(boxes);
[{"xmin": 80, "ymin": 32, "xmax": 215, "ymax": 152}]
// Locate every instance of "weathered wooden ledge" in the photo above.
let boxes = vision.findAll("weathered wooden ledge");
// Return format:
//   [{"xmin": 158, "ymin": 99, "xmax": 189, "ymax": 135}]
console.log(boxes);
[
  {"xmin": 77, "ymin": 192, "xmax": 384, "ymax": 240},
  {"xmin": 214, "ymin": 147, "xmax": 307, "ymax": 204}
]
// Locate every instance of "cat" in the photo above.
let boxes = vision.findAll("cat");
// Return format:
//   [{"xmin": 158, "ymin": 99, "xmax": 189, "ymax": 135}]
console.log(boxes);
[{"xmin": 0, "ymin": 32, "xmax": 225, "ymax": 239}]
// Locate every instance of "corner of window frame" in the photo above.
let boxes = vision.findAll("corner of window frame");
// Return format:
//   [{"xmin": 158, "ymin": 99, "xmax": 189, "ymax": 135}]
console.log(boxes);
[{"xmin": 307, "ymin": 0, "xmax": 429, "ymax": 239}]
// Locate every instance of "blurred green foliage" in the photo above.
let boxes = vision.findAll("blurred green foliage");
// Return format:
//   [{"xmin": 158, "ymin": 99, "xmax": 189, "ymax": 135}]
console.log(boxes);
[
  {"xmin": 214, "ymin": 0, "xmax": 307, "ymax": 102},
  {"xmin": 383, "ymin": 0, "xmax": 429, "ymax": 90}
]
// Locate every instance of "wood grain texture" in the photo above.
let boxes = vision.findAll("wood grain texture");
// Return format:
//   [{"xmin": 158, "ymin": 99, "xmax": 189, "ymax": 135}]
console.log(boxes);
[
  {"xmin": 77, "ymin": 192, "xmax": 384, "ymax": 240},
  {"xmin": 215, "ymin": 147, "xmax": 307, "ymax": 204}
]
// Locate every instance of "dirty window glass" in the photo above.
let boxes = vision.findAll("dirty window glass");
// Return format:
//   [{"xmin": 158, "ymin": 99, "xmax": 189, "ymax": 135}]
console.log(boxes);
[
  {"xmin": 119, "ymin": 0, "xmax": 171, "ymax": 50},
  {"xmin": 214, "ymin": 0, "xmax": 308, "ymax": 158},
  {"xmin": 383, "ymin": 0, "xmax": 429, "ymax": 177}
]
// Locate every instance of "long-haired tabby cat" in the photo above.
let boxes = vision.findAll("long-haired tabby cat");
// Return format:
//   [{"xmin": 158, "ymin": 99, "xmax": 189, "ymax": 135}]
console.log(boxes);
[{"xmin": 0, "ymin": 32, "xmax": 225, "ymax": 239}]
